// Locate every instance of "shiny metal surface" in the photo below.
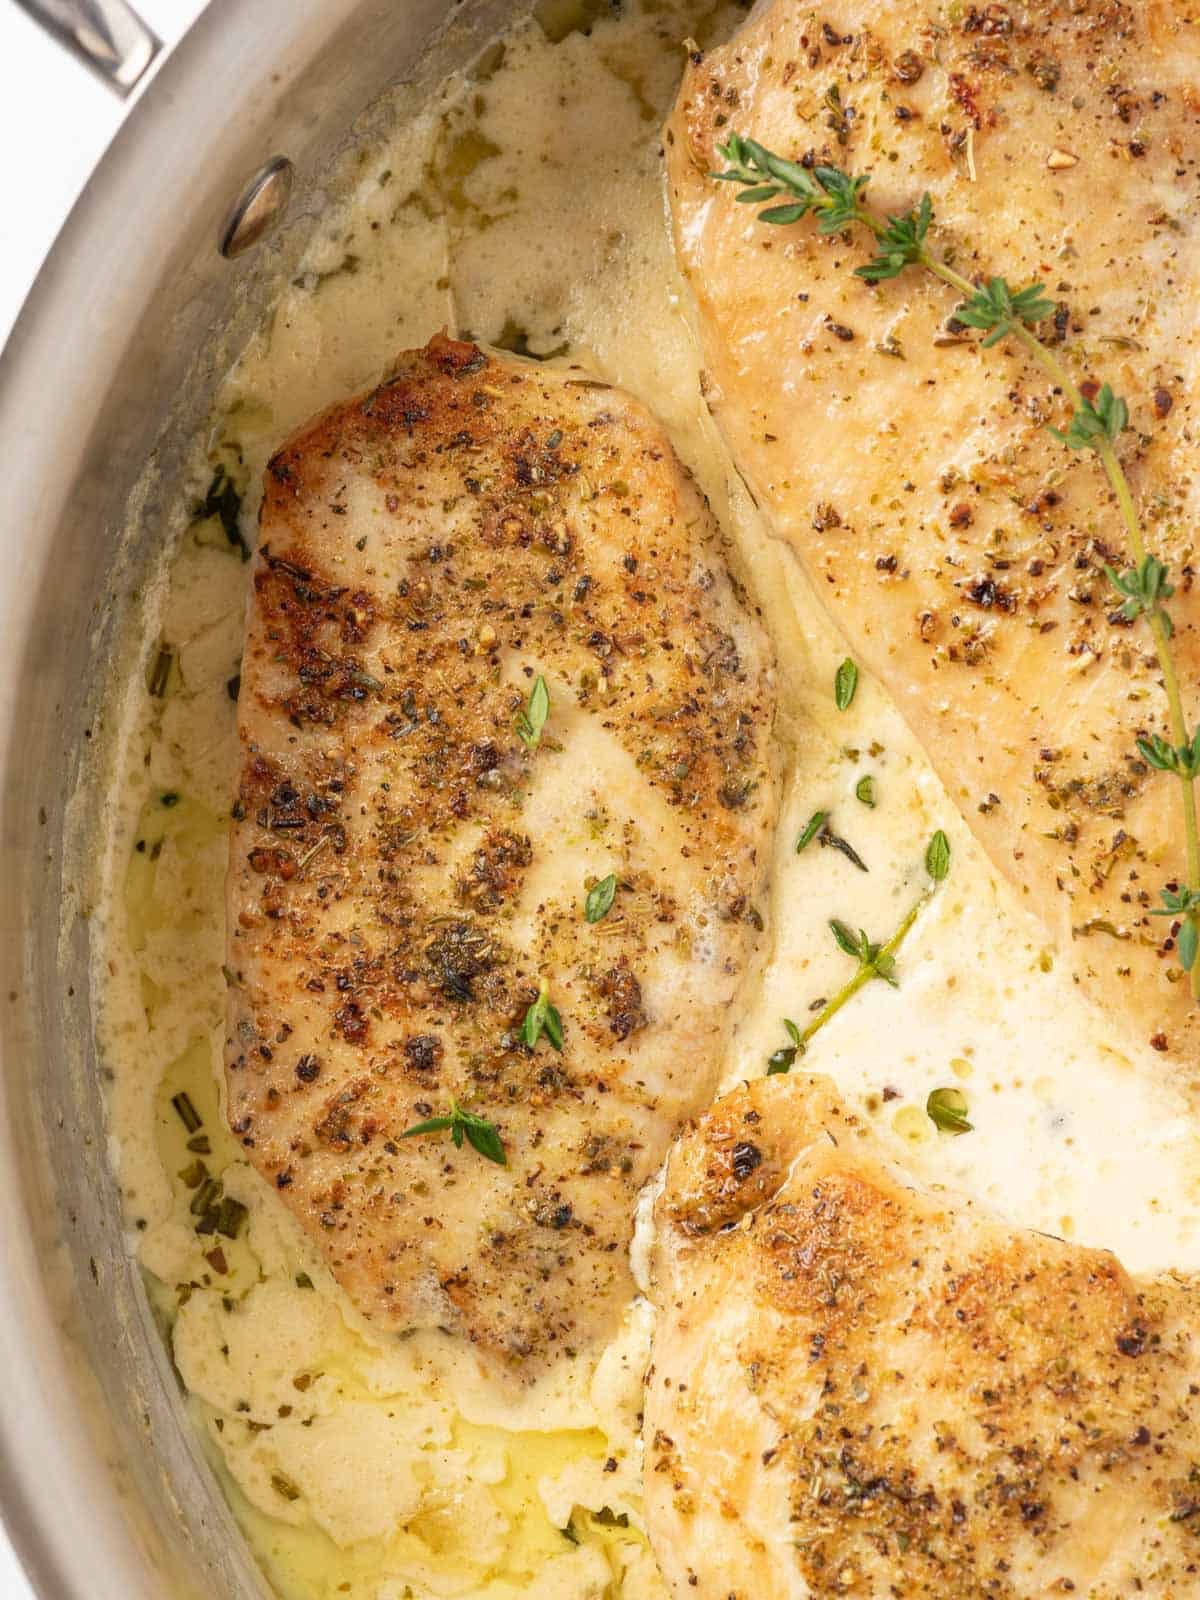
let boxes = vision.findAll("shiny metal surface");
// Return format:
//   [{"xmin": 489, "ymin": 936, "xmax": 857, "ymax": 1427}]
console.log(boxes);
[
  {"xmin": 218, "ymin": 156, "xmax": 294, "ymax": 258},
  {"xmin": 0, "ymin": 1, "xmax": 519, "ymax": 1597},
  {"xmin": 12, "ymin": 0, "xmax": 161, "ymax": 94}
]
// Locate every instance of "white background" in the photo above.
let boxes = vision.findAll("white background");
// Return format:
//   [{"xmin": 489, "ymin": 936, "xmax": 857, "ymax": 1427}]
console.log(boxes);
[
  {"xmin": 0, "ymin": 0, "xmax": 206, "ymax": 348},
  {"xmin": 0, "ymin": 4, "xmax": 207, "ymax": 1594}
]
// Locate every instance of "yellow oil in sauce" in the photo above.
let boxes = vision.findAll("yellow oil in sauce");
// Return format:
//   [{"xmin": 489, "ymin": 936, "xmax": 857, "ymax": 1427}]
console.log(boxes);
[{"xmin": 86, "ymin": 0, "xmax": 1200, "ymax": 1595}]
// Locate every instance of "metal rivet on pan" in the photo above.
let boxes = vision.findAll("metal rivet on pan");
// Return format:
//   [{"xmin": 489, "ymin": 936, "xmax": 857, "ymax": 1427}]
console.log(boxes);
[{"xmin": 219, "ymin": 156, "xmax": 294, "ymax": 259}]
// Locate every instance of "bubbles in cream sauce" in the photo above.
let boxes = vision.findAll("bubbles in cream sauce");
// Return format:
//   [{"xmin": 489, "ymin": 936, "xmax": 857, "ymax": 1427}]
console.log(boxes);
[{"xmin": 89, "ymin": 1, "xmax": 1200, "ymax": 1596}]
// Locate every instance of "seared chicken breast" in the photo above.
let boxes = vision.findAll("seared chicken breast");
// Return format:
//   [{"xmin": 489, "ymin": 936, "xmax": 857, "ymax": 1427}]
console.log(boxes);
[
  {"xmin": 224, "ymin": 335, "xmax": 776, "ymax": 1377},
  {"xmin": 666, "ymin": 0, "xmax": 1200, "ymax": 1063},
  {"xmin": 646, "ymin": 1074, "xmax": 1200, "ymax": 1598}
]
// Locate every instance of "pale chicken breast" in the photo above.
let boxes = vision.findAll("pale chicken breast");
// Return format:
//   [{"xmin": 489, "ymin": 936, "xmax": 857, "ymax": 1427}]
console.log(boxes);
[
  {"xmin": 667, "ymin": 0, "xmax": 1200, "ymax": 1063},
  {"xmin": 646, "ymin": 1074, "xmax": 1200, "ymax": 1598},
  {"xmin": 224, "ymin": 335, "xmax": 776, "ymax": 1377}
]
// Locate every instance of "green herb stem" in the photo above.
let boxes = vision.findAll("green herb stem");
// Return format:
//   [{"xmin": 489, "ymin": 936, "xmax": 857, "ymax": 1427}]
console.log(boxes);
[
  {"xmin": 794, "ymin": 883, "xmax": 930, "ymax": 1056},
  {"xmin": 769, "ymin": 829, "xmax": 950, "ymax": 1072},
  {"xmin": 1007, "ymin": 322, "xmax": 1200, "ymax": 997},
  {"xmin": 915, "ymin": 249, "xmax": 975, "ymax": 302},
  {"xmin": 946, "ymin": 271, "xmax": 1198, "ymax": 995}
]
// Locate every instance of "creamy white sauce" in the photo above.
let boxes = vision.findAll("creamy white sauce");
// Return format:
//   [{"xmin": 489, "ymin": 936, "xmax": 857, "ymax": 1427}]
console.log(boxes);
[{"xmin": 86, "ymin": 2, "xmax": 1200, "ymax": 1597}]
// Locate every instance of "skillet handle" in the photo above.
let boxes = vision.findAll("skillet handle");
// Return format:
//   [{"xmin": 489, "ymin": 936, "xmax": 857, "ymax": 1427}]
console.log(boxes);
[{"xmin": 11, "ymin": 0, "xmax": 161, "ymax": 95}]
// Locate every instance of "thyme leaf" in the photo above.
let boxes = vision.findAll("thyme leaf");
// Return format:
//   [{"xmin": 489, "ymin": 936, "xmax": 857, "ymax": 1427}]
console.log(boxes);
[
  {"xmin": 712, "ymin": 136, "xmax": 868, "ymax": 233},
  {"xmin": 834, "ymin": 657, "xmax": 858, "ymax": 711},
  {"xmin": 955, "ymin": 278, "xmax": 1055, "ymax": 347},
  {"xmin": 821, "ymin": 826, "xmax": 869, "ymax": 872},
  {"xmin": 585, "ymin": 873, "xmax": 618, "ymax": 923},
  {"xmin": 796, "ymin": 810, "xmax": 828, "ymax": 852},
  {"xmin": 1151, "ymin": 885, "xmax": 1200, "ymax": 919},
  {"xmin": 797, "ymin": 809, "xmax": 868, "ymax": 869},
  {"xmin": 1181, "ymin": 919, "xmax": 1199, "ymax": 974},
  {"xmin": 829, "ymin": 918, "xmax": 864, "ymax": 960},
  {"xmin": 1137, "ymin": 732, "xmax": 1200, "ymax": 778},
  {"xmin": 541, "ymin": 1002, "xmax": 565, "ymax": 1051},
  {"xmin": 1150, "ymin": 885, "xmax": 1200, "ymax": 972},
  {"xmin": 1049, "ymin": 382, "xmax": 1128, "ymax": 450},
  {"xmin": 829, "ymin": 920, "xmax": 897, "ymax": 986},
  {"xmin": 767, "ymin": 1017, "xmax": 803, "ymax": 1075},
  {"xmin": 515, "ymin": 674, "xmax": 550, "ymax": 750},
  {"xmin": 1106, "ymin": 555, "xmax": 1174, "ymax": 634},
  {"xmin": 400, "ymin": 1098, "xmax": 507, "ymax": 1165},
  {"xmin": 857, "ymin": 193, "xmax": 932, "ymax": 282},
  {"xmin": 463, "ymin": 1118, "xmax": 508, "ymax": 1164},
  {"xmin": 925, "ymin": 829, "xmax": 951, "ymax": 882},
  {"xmin": 927, "ymin": 1086, "xmax": 973, "ymax": 1134}
]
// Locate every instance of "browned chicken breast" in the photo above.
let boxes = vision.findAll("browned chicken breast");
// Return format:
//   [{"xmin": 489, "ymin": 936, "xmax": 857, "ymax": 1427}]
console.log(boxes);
[
  {"xmin": 646, "ymin": 1073, "xmax": 1200, "ymax": 1598},
  {"xmin": 666, "ymin": 0, "xmax": 1200, "ymax": 1063},
  {"xmin": 224, "ymin": 335, "xmax": 776, "ymax": 1377}
]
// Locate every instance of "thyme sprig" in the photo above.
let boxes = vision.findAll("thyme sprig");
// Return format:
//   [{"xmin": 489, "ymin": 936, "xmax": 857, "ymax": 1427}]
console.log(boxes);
[
  {"xmin": 521, "ymin": 978, "xmax": 564, "ymax": 1051},
  {"xmin": 400, "ymin": 1098, "xmax": 507, "ymax": 1165},
  {"xmin": 714, "ymin": 132, "xmax": 1200, "ymax": 995},
  {"xmin": 768, "ymin": 830, "xmax": 951, "ymax": 1072},
  {"xmin": 1153, "ymin": 888, "xmax": 1200, "ymax": 973},
  {"xmin": 830, "ymin": 919, "xmax": 898, "ymax": 984}
]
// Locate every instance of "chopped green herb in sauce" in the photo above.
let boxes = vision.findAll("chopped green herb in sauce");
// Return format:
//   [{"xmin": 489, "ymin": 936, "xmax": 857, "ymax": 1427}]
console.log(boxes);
[
  {"xmin": 796, "ymin": 810, "xmax": 827, "ymax": 852},
  {"xmin": 927, "ymin": 1085, "xmax": 973, "ymax": 1134},
  {"xmin": 926, "ymin": 829, "xmax": 951, "ymax": 882},
  {"xmin": 194, "ymin": 467, "xmax": 249, "ymax": 561},
  {"xmin": 171, "ymin": 1092, "xmax": 202, "ymax": 1134},
  {"xmin": 834, "ymin": 657, "xmax": 858, "ymax": 711},
  {"xmin": 147, "ymin": 644, "xmax": 175, "ymax": 699}
]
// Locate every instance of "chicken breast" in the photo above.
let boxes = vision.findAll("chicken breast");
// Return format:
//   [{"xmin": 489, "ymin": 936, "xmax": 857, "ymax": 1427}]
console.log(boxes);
[
  {"xmin": 224, "ymin": 335, "xmax": 776, "ymax": 1377},
  {"xmin": 666, "ymin": 0, "xmax": 1200, "ymax": 1063},
  {"xmin": 645, "ymin": 1073, "xmax": 1200, "ymax": 1598}
]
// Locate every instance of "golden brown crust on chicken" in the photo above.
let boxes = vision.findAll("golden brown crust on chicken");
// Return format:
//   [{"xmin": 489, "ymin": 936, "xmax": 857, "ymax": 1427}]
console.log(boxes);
[
  {"xmin": 646, "ymin": 1075, "xmax": 1200, "ymax": 1598},
  {"xmin": 666, "ymin": 0, "xmax": 1200, "ymax": 1064},
  {"xmin": 224, "ymin": 336, "xmax": 776, "ymax": 1378}
]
